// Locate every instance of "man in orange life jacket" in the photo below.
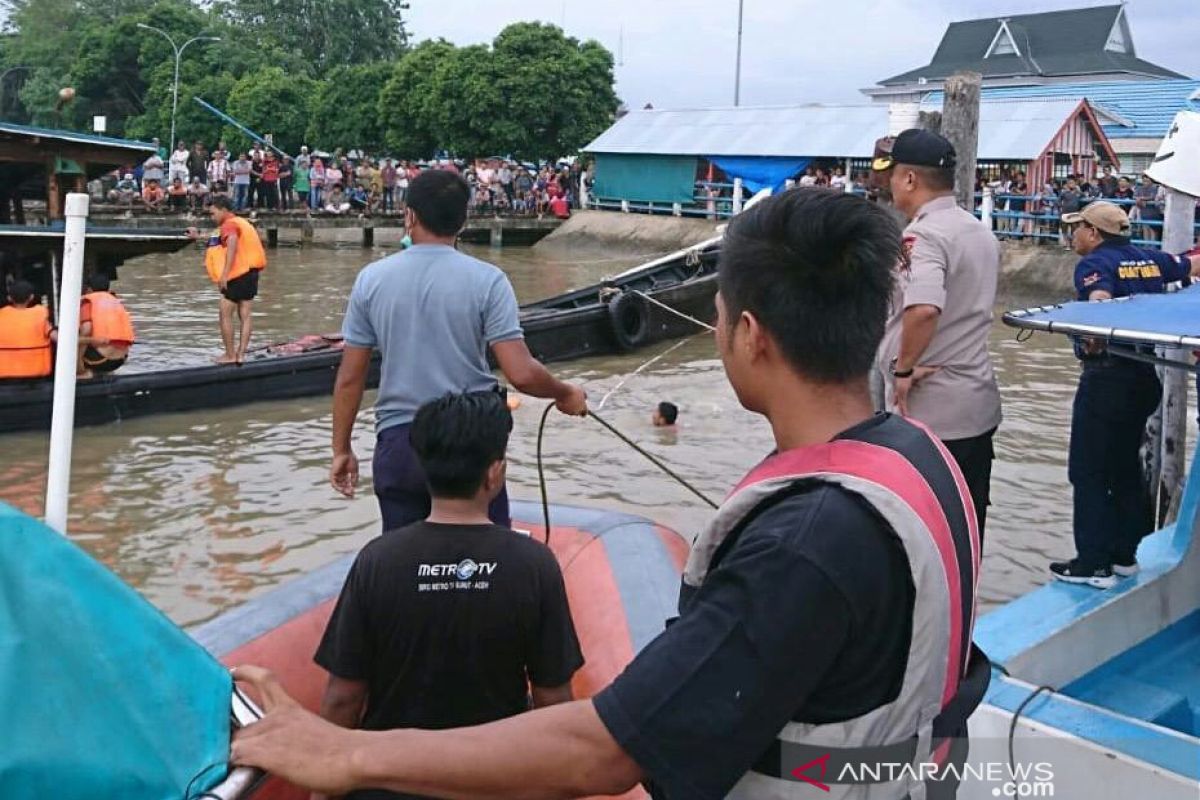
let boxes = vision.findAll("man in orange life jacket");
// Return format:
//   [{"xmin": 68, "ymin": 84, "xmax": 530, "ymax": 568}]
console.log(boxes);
[
  {"xmin": 192, "ymin": 194, "xmax": 267, "ymax": 363},
  {"xmin": 232, "ymin": 188, "xmax": 988, "ymax": 800},
  {"xmin": 0, "ymin": 280, "xmax": 55, "ymax": 380},
  {"xmin": 77, "ymin": 272, "xmax": 135, "ymax": 377}
]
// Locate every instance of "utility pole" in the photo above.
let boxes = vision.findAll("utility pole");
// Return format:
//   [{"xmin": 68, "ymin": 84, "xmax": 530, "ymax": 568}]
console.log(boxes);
[
  {"xmin": 940, "ymin": 71, "xmax": 981, "ymax": 212},
  {"xmin": 734, "ymin": 0, "xmax": 744, "ymax": 106},
  {"xmin": 136, "ymin": 24, "xmax": 220, "ymax": 150}
]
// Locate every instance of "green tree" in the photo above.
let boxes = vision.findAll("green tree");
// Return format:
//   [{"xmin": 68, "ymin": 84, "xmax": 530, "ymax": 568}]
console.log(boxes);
[
  {"xmin": 225, "ymin": 66, "xmax": 315, "ymax": 154},
  {"xmin": 378, "ymin": 39, "xmax": 453, "ymax": 158},
  {"xmin": 425, "ymin": 44, "xmax": 507, "ymax": 159},
  {"xmin": 306, "ymin": 62, "xmax": 390, "ymax": 152},
  {"xmin": 218, "ymin": 0, "xmax": 409, "ymax": 75},
  {"xmin": 490, "ymin": 22, "xmax": 618, "ymax": 161}
]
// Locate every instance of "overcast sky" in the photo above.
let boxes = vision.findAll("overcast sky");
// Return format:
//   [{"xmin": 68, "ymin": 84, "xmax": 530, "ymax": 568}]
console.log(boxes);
[{"xmin": 405, "ymin": 0, "xmax": 1199, "ymax": 108}]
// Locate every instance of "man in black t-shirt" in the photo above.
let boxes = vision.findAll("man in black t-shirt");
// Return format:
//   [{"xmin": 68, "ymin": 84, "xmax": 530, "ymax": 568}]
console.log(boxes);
[
  {"xmin": 233, "ymin": 190, "xmax": 983, "ymax": 800},
  {"xmin": 312, "ymin": 391, "xmax": 584, "ymax": 800}
]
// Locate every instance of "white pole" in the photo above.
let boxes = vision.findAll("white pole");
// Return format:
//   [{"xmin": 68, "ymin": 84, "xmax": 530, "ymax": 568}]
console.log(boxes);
[
  {"xmin": 732, "ymin": 177, "xmax": 744, "ymax": 214},
  {"xmin": 734, "ymin": 0, "xmax": 744, "ymax": 106},
  {"xmin": 981, "ymin": 186, "xmax": 994, "ymax": 230},
  {"xmin": 44, "ymin": 192, "xmax": 89, "ymax": 535}
]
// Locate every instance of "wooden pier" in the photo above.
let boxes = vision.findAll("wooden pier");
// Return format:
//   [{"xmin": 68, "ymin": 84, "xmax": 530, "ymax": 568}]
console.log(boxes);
[{"xmin": 69, "ymin": 208, "xmax": 564, "ymax": 248}]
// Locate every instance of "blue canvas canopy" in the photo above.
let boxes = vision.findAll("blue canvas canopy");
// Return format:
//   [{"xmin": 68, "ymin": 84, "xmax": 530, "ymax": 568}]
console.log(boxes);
[
  {"xmin": 0, "ymin": 503, "xmax": 231, "ymax": 798},
  {"xmin": 1004, "ymin": 283, "xmax": 1200, "ymax": 348}
]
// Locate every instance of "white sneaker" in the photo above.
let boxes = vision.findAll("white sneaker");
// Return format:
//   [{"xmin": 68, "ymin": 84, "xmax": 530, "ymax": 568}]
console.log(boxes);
[{"xmin": 1112, "ymin": 561, "xmax": 1140, "ymax": 578}]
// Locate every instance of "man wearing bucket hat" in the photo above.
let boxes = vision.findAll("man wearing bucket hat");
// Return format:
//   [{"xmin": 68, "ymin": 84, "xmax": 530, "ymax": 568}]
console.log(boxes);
[
  {"xmin": 1055, "ymin": 200, "xmax": 1200, "ymax": 588},
  {"xmin": 873, "ymin": 128, "xmax": 1002, "ymax": 537}
]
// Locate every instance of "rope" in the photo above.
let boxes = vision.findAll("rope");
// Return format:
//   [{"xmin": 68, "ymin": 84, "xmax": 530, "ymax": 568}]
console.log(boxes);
[
  {"xmin": 588, "ymin": 410, "xmax": 719, "ymax": 509},
  {"xmin": 536, "ymin": 402, "xmax": 555, "ymax": 544},
  {"xmin": 1007, "ymin": 684, "xmax": 1055, "ymax": 783},
  {"xmin": 631, "ymin": 290, "xmax": 717, "ymax": 332},
  {"xmin": 596, "ymin": 333, "xmax": 703, "ymax": 411}
]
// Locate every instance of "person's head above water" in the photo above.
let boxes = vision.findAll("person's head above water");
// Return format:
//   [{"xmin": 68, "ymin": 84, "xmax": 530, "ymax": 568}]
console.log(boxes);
[
  {"xmin": 652, "ymin": 401, "xmax": 678, "ymax": 427},
  {"xmin": 410, "ymin": 391, "xmax": 513, "ymax": 503},
  {"xmin": 716, "ymin": 188, "xmax": 900, "ymax": 432},
  {"xmin": 405, "ymin": 169, "xmax": 470, "ymax": 243}
]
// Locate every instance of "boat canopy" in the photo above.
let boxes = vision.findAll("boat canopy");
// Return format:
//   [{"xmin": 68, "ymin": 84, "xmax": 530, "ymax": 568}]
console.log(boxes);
[
  {"xmin": 1004, "ymin": 283, "xmax": 1200, "ymax": 348},
  {"xmin": 0, "ymin": 503, "xmax": 231, "ymax": 797}
]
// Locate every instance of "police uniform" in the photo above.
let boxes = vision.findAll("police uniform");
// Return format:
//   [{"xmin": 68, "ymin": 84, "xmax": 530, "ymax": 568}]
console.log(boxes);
[
  {"xmin": 1052, "ymin": 201, "xmax": 1195, "ymax": 587},
  {"xmin": 874, "ymin": 129, "xmax": 1003, "ymax": 536}
]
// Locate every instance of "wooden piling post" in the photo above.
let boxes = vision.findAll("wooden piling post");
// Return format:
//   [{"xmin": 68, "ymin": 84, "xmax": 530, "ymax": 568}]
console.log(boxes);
[
  {"xmin": 266, "ymin": 228, "xmax": 279, "ymax": 248},
  {"xmin": 489, "ymin": 218, "xmax": 502, "ymax": 247},
  {"xmin": 940, "ymin": 71, "xmax": 981, "ymax": 213},
  {"xmin": 1155, "ymin": 189, "xmax": 1198, "ymax": 522},
  {"xmin": 300, "ymin": 221, "xmax": 314, "ymax": 246},
  {"xmin": 362, "ymin": 226, "xmax": 374, "ymax": 247}
]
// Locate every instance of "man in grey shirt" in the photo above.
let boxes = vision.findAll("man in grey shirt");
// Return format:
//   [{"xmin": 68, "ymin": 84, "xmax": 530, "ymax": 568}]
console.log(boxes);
[
  {"xmin": 874, "ymin": 129, "xmax": 1002, "ymax": 535},
  {"xmin": 332, "ymin": 169, "xmax": 587, "ymax": 531}
]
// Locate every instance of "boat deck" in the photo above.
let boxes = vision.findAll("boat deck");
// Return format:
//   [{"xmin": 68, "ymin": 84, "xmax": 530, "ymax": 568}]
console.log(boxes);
[{"xmin": 1063, "ymin": 608, "xmax": 1200, "ymax": 737}]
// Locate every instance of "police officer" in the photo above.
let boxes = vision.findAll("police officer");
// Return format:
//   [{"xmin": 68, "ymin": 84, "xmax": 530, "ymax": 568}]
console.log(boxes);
[
  {"xmin": 874, "ymin": 128, "xmax": 1003, "ymax": 536},
  {"xmin": 1052, "ymin": 201, "xmax": 1198, "ymax": 588}
]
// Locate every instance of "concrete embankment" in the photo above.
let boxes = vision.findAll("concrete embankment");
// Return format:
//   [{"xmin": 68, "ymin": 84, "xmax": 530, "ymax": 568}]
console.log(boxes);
[
  {"xmin": 536, "ymin": 210, "xmax": 721, "ymax": 255},
  {"xmin": 543, "ymin": 209, "xmax": 1078, "ymax": 298}
]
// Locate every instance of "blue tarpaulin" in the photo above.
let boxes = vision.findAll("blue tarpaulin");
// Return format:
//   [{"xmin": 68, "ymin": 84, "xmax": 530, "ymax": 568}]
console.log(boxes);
[
  {"xmin": 1004, "ymin": 282, "xmax": 1200, "ymax": 348},
  {"xmin": 0, "ymin": 503, "xmax": 231, "ymax": 798},
  {"xmin": 708, "ymin": 156, "xmax": 812, "ymax": 194}
]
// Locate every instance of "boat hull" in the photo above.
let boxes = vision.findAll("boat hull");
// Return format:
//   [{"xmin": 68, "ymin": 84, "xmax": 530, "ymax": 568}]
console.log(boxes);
[{"xmin": 192, "ymin": 500, "xmax": 689, "ymax": 800}]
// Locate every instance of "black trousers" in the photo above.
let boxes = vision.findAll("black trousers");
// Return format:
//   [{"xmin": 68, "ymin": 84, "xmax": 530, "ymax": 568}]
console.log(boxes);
[
  {"xmin": 1069, "ymin": 359, "xmax": 1160, "ymax": 568},
  {"xmin": 943, "ymin": 427, "xmax": 996, "ymax": 538}
]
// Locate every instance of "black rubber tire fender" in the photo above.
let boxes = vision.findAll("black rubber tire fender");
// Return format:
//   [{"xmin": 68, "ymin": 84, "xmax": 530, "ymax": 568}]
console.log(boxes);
[{"xmin": 607, "ymin": 290, "xmax": 650, "ymax": 352}]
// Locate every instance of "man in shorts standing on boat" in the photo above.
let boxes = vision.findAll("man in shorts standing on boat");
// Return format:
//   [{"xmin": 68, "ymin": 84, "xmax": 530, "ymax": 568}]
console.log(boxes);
[
  {"xmin": 233, "ymin": 189, "xmax": 988, "ymax": 800},
  {"xmin": 189, "ymin": 195, "xmax": 267, "ymax": 363},
  {"xmin": 329, "ymin": 169, "xmax": 586, "ymax": 532},
  {"xmin": 874, "ymin": 128, "xmax": 1003, "ymax": 537},
  {"xmin": 1053, "ymin": 201, "xmax": 1199, "ymax": 588},
  {"xmin": 312, "ymin": 391, "xmax": 583, "ymax": 800}
]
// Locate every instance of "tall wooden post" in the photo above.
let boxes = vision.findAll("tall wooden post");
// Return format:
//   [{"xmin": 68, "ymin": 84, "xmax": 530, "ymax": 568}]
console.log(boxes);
[
  {"xmin": 1156, "ymin": 189, "xmax": 1198, "ymax": 522},
  {"xmin": 941, "ymin": 71, "xmax": 981, "ymax": 212}
]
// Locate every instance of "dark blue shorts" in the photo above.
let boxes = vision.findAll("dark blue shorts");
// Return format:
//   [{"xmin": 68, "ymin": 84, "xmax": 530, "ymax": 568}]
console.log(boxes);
[{"xmin": 372, "ymin": 423, "xmax": 511, "ymax": 533}]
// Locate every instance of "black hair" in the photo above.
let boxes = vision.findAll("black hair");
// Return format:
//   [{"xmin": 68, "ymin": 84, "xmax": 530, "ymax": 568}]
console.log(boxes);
[
  {"xmin": 913, "ymin": 165, "xmax": 955, "ymax": 191},
  {"xmin": 8, "ymin": 279, "xmax": 35, "ymax": 304},
  {"xmin": 657, "ymin": 401, "xmax": 678, "ymax": 425},
  {"xmin": 407, "ymin": 169, "xmax": 470, "ymax": 236},
  {"xmin": 718, "ymin": 188, "xmax": 900, "ymax": 382},
  {"xmin": 210, "ymin": 194, "xmax": 234, "ymax": 211},
  {"xmin": 410, "ymin": 391, "xmax": 513, "ymax": 499},
  {"xmin": 1099, "ymin": 231, "xmax": 1131, "ymax": 245},
  {"xmin": 85, "ymin": 272, "xmax": 111, "ymax": 292}
]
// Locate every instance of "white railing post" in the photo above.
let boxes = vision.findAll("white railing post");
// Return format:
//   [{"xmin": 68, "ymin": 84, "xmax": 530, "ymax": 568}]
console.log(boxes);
[
  {"xmin": 672, "ymin": 202, "xmax": 682, "ymax": 217},
  {"xmin": 620, "ymin": 199, "xmax": 630, "ymax": 213},
  {"xmin": 732, "ymin": 177, "xmax": 744, "ymax": 214},
  {"xmin": 44, "ymin": 192, "xmax": 89, "ymax": 534},
  {"xmin": 980, "ymin": 186, "xmax": 994, "ymax": 230}
]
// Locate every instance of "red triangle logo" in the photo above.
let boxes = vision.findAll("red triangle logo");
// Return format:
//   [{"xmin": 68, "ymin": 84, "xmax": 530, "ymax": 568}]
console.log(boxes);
[{"xmin": 790, "ymin": 753, "xmax": 831, "ymax": 792}]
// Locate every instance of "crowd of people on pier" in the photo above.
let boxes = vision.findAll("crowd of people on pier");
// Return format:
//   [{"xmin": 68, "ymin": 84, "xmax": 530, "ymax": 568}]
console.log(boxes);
[{"xmin": 100, "ymin": 138, "xmax": 584, "ymax": 220}]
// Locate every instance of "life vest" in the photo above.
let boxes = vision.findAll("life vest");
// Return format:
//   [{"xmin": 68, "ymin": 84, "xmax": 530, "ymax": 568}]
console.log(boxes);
[
  {"xmin": 682, "ymin": 420, "xmax": 989, "ymax": 800},
  {"xmin": 0, "ymin": 305, "xmax": 53, "ymax": 379},
  {"xmin": 204, "ymin": 216, "xmax": 266, "ymax": 284},
  {"xmin": 82, "ymin": 291, "xmax": 135, "ymax": 347}
]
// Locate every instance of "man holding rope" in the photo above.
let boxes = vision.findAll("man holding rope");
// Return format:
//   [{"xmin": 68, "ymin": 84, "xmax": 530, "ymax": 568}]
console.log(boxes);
[{"xmin": 233, "ymin": 188, "xmax": 985, "ymax": 800}]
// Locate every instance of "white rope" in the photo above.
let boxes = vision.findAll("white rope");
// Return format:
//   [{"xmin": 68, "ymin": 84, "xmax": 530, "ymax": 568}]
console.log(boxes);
[
  {"xmin": 632, "ymin": 290, "xmax": 717, "ymax": 332},
  {"xmin": 596, "ymin": 333, "xmax": 705, "ymax": 411}
]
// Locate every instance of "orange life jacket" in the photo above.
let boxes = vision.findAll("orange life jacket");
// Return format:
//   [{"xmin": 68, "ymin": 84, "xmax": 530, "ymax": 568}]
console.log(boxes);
[
  {"xmin": 82, "ymin": 290, "xmax": 135, "ymax": 347},
  {"xmin": 205, "ymin": 216, "xmax": 267, "ymax": 283},
  {"xmin": 0, "ymin": 304, "xmax": 53, "ymax": 379}
]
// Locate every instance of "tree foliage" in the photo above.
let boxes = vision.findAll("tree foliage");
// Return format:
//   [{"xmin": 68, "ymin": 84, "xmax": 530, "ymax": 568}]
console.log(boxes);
[
  {"xmin": 0, "ymin": 4, "xmax": 616, "ymax": 162},
  {"xmin": 216, "ymin": 0, "xmax": 409, "ymax": 75},
  {"xmin": 306, "ymin": 62, "xmax": 390, "ymax": 152}
]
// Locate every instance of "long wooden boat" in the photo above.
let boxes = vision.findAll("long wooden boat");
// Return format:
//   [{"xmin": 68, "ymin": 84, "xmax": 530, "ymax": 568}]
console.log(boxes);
[
  {"xmin": 194, "ymin": 500, "xmax": 688, "ymax": 800},
  {"xmin": 0, "ymin": 237, "xmax": 721, "ymax": 434}
]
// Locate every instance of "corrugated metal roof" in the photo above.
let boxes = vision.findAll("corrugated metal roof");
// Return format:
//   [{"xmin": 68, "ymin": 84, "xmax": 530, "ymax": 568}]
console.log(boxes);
[
  {"xmin": 585, "ymin": 105, "xmax": 889, "ymax": 158},
  {"xmin": 585, "ymin": 99, "xmax": 1103, "ymax": 161},
  {"xmin": 0, "ymin": 121, "xmax": 155, "ymax": 152},
  {"xmin": 923, "ymin": 80, "xmax": 1200, "ymax": 139}
]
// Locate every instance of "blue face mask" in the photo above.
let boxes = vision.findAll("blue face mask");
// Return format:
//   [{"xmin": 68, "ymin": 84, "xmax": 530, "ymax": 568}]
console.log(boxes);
[{"xmin": 400, "ymin": 234, "xmax": 413, "ymax": 250}]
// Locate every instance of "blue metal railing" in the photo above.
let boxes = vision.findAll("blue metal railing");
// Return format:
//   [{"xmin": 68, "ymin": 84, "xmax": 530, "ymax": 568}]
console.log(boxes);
[{"xmin": 975, "ymin": 194, "xmax": 1200, "ymax": 250}]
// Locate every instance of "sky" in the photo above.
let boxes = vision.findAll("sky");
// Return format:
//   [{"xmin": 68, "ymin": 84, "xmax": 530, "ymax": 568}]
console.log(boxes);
[{"xmin": 404, "ymin": 0, "xmax": 1200, "ymax": 109}]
